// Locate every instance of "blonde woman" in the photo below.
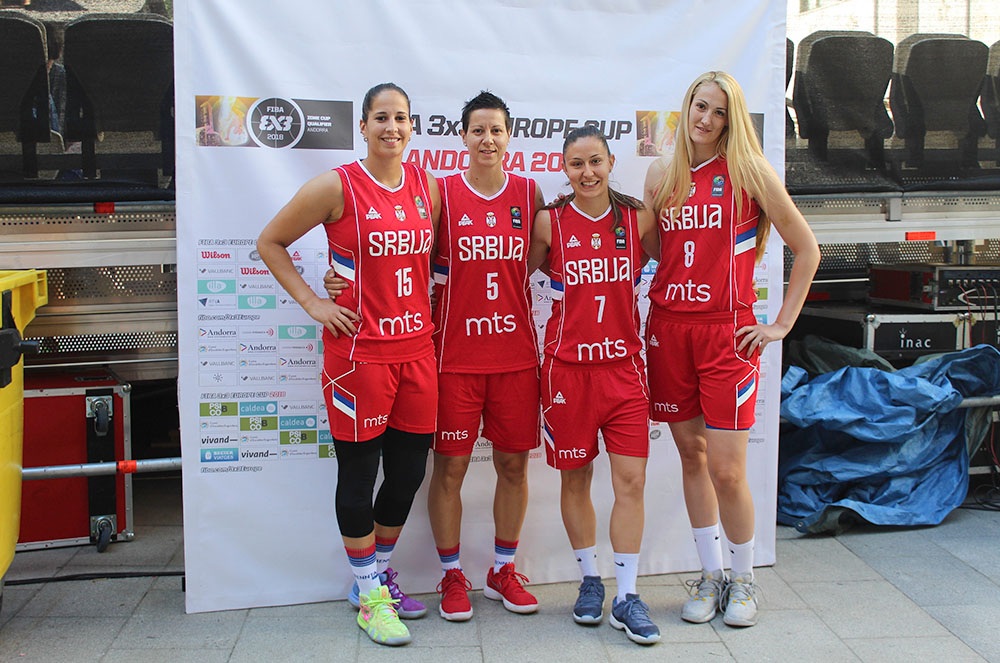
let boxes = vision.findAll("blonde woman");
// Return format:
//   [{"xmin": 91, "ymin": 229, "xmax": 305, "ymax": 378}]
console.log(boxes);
[{"xmin": 644, "ymin": 71, "xmax": 819, "ymax": 627}]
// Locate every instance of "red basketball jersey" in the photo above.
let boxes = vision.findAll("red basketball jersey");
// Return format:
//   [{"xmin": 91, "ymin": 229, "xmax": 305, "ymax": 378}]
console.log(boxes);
[
  {"xmin": 648, "ymin": 156, "xmax": 759, "ymax": 314},
  {"xmin": 432, "ymin": 172, "xmax": 539, "ymax": 373},
  {"xmin": 324, "ymin": 161, "xmax": 435, "ymax": 363},
  {"xmin": 543, "ymin": 202, "xmax": 643, "ymax": 365}
]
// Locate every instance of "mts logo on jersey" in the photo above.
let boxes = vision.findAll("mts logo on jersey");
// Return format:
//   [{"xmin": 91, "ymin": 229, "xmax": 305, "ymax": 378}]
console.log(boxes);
[
  {"xmin": 438, "ymin": 430, "xmax": 469, "ymax": 441},
  {"xmin": 364, "ymin": 413, "xmax": 389, "ymax": 429},
  {"xmin": 564, "ymin": 257, "xmax": 631, "ymax": 286},
  {"xmin": 660, "ymin": 279, "xmax": 712, "ymax": 303},
  {"xmin": 457, "ymin": 236, "xmax": 525, "ymax": 262},
  {"xmin": 577, "ymin": 337, "xmax": 628, "ymax": 362},
  {"xmin": 653, "ymin": 401, "xmax": 679, "ymax": 414},
  {"xmin": 660, "ymin": 204, "xmax": 723, "ymax": 232},
  {"xmin": 368, "ymin": 228, "xmax": 433, "ymax": 257},
  {"xmin": 558, "ymin": 448, "xmax": 588, "ymax": 460},
  {"xmin": 465, "ymin": 312, "xmax": 517, "ymax": 336}
]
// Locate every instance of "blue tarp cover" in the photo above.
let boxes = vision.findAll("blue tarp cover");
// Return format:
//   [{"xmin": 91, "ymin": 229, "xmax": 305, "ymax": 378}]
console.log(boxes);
[{"xmin": 778, "ymin": 344, "xmax": 1000, "ymax": 533}]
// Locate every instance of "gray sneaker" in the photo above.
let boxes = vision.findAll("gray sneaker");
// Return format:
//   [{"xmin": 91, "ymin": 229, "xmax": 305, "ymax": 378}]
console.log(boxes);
[
  {"xmin": 721, "ymin": 572, "xmax": 760, "ymax": 627},
  {"xmin": 681, "ymin": 569, "xmax": 726, "ymax": 623},
  {"xmin": 572, "ymin": 575, "xmax": 605, "ymax": 624}
]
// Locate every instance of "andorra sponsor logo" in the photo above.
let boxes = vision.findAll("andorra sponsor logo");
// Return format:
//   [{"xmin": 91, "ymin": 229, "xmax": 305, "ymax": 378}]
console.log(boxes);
[
  {"xmin": 278, "ymin": 357, "xmax": 318, "ymax": 368},
  {"xmin": 199, "ymin": 327, "xmax": 237, "ymax": 338},
  {"xmin": 239, "ymin": 342, "xmax": 277, "ymax": 354}
]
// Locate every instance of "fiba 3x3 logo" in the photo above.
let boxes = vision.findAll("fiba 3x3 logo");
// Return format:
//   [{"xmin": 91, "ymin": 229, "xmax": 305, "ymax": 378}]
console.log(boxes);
[{"xmin": 249, "ymin": 98, "xmax": 304, "ymax": 149}]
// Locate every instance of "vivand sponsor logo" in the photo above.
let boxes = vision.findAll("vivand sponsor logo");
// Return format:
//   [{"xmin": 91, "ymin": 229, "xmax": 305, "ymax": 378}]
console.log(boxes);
[
  {"xmin": 279, "ymin": 325, "xmax": 317, "ymax": 340},
  {"xmin": 200, "ymin": 433, "xmax": 236, "ymax": 445},
  {"xmin": 280, "ymin": 430, "xmax": 318, "ymax": 445},
  {"xmin": 239, "ymin": 447, "xmax": 278, "ymax": 461},
  {"xmin": 239, "ymin": 295, "xmax": 277, "ymax": 309},
  {"xmin": 201, "ymin": 448, "xmax": 238, "ymax": 462},
  {"xmin": 279, "ymin": 415, "xmax": 317, "ymax": 429},
  {"xmin": 199, "ymin": 327, "xmax": 237, "ymax": 338},
  {"xmin": 238, "ymin": 401, "xmax": 278, "ymax": 415}
]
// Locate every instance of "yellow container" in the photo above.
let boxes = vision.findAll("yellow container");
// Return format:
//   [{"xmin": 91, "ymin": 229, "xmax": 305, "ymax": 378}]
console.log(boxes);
[{"xmin": 0, "ymin": 270, "xmax": 47, "ymax": 584}]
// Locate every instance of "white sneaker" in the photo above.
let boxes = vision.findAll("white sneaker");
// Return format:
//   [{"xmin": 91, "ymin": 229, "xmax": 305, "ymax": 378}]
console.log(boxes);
[
  {"xmin": 721, "ymin": 572, "xmax": 760, "ymax": 627},
  {"xmin": 681, "ymin": 569, "xmax": 726, "ymax": 623}
]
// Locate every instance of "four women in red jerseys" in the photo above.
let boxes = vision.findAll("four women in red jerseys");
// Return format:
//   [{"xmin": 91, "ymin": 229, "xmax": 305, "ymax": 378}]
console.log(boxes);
[{"xmin": 260, "ymin": 72, "xmax": 819, "ymax": 647}]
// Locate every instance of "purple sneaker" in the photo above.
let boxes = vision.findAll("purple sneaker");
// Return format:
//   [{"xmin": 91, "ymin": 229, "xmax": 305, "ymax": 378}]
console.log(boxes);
[{"xmin": 383, "ymin": 567, "xmax": 427, "ymax": 619}]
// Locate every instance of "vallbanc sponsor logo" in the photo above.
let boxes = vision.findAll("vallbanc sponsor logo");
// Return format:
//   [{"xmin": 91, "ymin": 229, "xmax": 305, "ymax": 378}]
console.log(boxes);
[{"xmin": 195, "ymin": 96, "xmax": 352, "ymax": 150}]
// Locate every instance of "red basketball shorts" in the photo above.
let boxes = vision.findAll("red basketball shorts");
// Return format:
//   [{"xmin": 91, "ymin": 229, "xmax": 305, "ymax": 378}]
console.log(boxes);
[
  {"xmin": 433, "ymin": 367, "xmax": 541, "ymax": 456},
  {"xmin": 322, "ymin": 351, "xmax": 438, "ymax": 442},
  {"xmin": 541, "ymin": 354, "xmax": 649, "ymax": 470},
  {"xmin": 645, "ymin": 308, "xmax": 760, "ymax": 431}
]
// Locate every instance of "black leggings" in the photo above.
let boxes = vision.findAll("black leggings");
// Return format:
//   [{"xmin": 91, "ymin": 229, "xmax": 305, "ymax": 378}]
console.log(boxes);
[{"xmin": 333, "ymin": 427, "xmax": 432, "ymax": 538}]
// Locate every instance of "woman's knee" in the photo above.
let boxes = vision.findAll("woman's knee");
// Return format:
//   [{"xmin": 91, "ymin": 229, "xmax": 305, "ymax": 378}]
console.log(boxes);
[
  {"xmin": 493, "ymin": 451, "xmax": 528, "ymax": 484},
  {"xmin": 560, "ymin": 464, "xmax": 593, "ymax": 493}
]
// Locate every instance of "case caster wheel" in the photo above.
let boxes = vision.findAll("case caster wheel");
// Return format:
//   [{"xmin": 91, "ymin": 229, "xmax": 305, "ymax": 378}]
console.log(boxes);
[{"xmin": 95, "ymin": 518, "xmax": 113, "ymax": 552}]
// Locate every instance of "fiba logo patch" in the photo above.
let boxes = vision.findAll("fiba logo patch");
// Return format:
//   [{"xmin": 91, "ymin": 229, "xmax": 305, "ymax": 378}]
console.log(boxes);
[{"xmin": 248, "ymin": 97, "xmax": 304, "ymax": 149}]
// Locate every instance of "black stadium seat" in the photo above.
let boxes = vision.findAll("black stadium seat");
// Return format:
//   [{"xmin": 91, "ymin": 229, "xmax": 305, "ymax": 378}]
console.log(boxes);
[
  {"xmin": 792, "ymin": 30, "xmax": 894, "ymax": 165},
  {"xmin": 889, "ymin": 33, "xmax": 988, "ymax": 168},
  {"xmin": 63, "ymin": 13, "xmax": 174, "ymax": 180},
  {"xmin": 0, "ymin": 11, "xmax": 51, "ymax": 178}
]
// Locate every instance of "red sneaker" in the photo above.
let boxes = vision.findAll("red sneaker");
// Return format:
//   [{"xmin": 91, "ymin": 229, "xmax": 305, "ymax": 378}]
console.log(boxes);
[
  {"xmin": 436, "ymin": 568, "xmax": 473, "ymax": 621},
  {"xmin": 484, "ymin": 563, "xmax": 538, "ymax": 614}
]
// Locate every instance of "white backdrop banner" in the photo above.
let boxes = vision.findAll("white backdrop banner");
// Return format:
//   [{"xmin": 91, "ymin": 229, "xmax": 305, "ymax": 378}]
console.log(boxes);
[{"xmin": 175, "ymin": 0, "xmax": 788, "ymax": 613}]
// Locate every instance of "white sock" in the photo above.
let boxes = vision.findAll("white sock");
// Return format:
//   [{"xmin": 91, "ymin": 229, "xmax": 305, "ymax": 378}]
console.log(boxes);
[
  {"xmin": 728, "ymin": 536, "xmax": 755, "ymax": 577},
  {"xmin": 613, "ymin": 552, "xmax": 639, "ymax": 601},
  {"xmin": 573, "ymin": 545, "xmax": 599, "ymax": 578},
  {"xmin": 693, "ymin": 524, "xmax": 724, "ymax": 573}
]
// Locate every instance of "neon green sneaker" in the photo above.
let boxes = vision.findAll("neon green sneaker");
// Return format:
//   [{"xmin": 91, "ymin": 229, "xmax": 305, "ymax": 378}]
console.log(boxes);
[{"xmin": 357, "ymin": 585, "xmax": 412, "ymax": 646}]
